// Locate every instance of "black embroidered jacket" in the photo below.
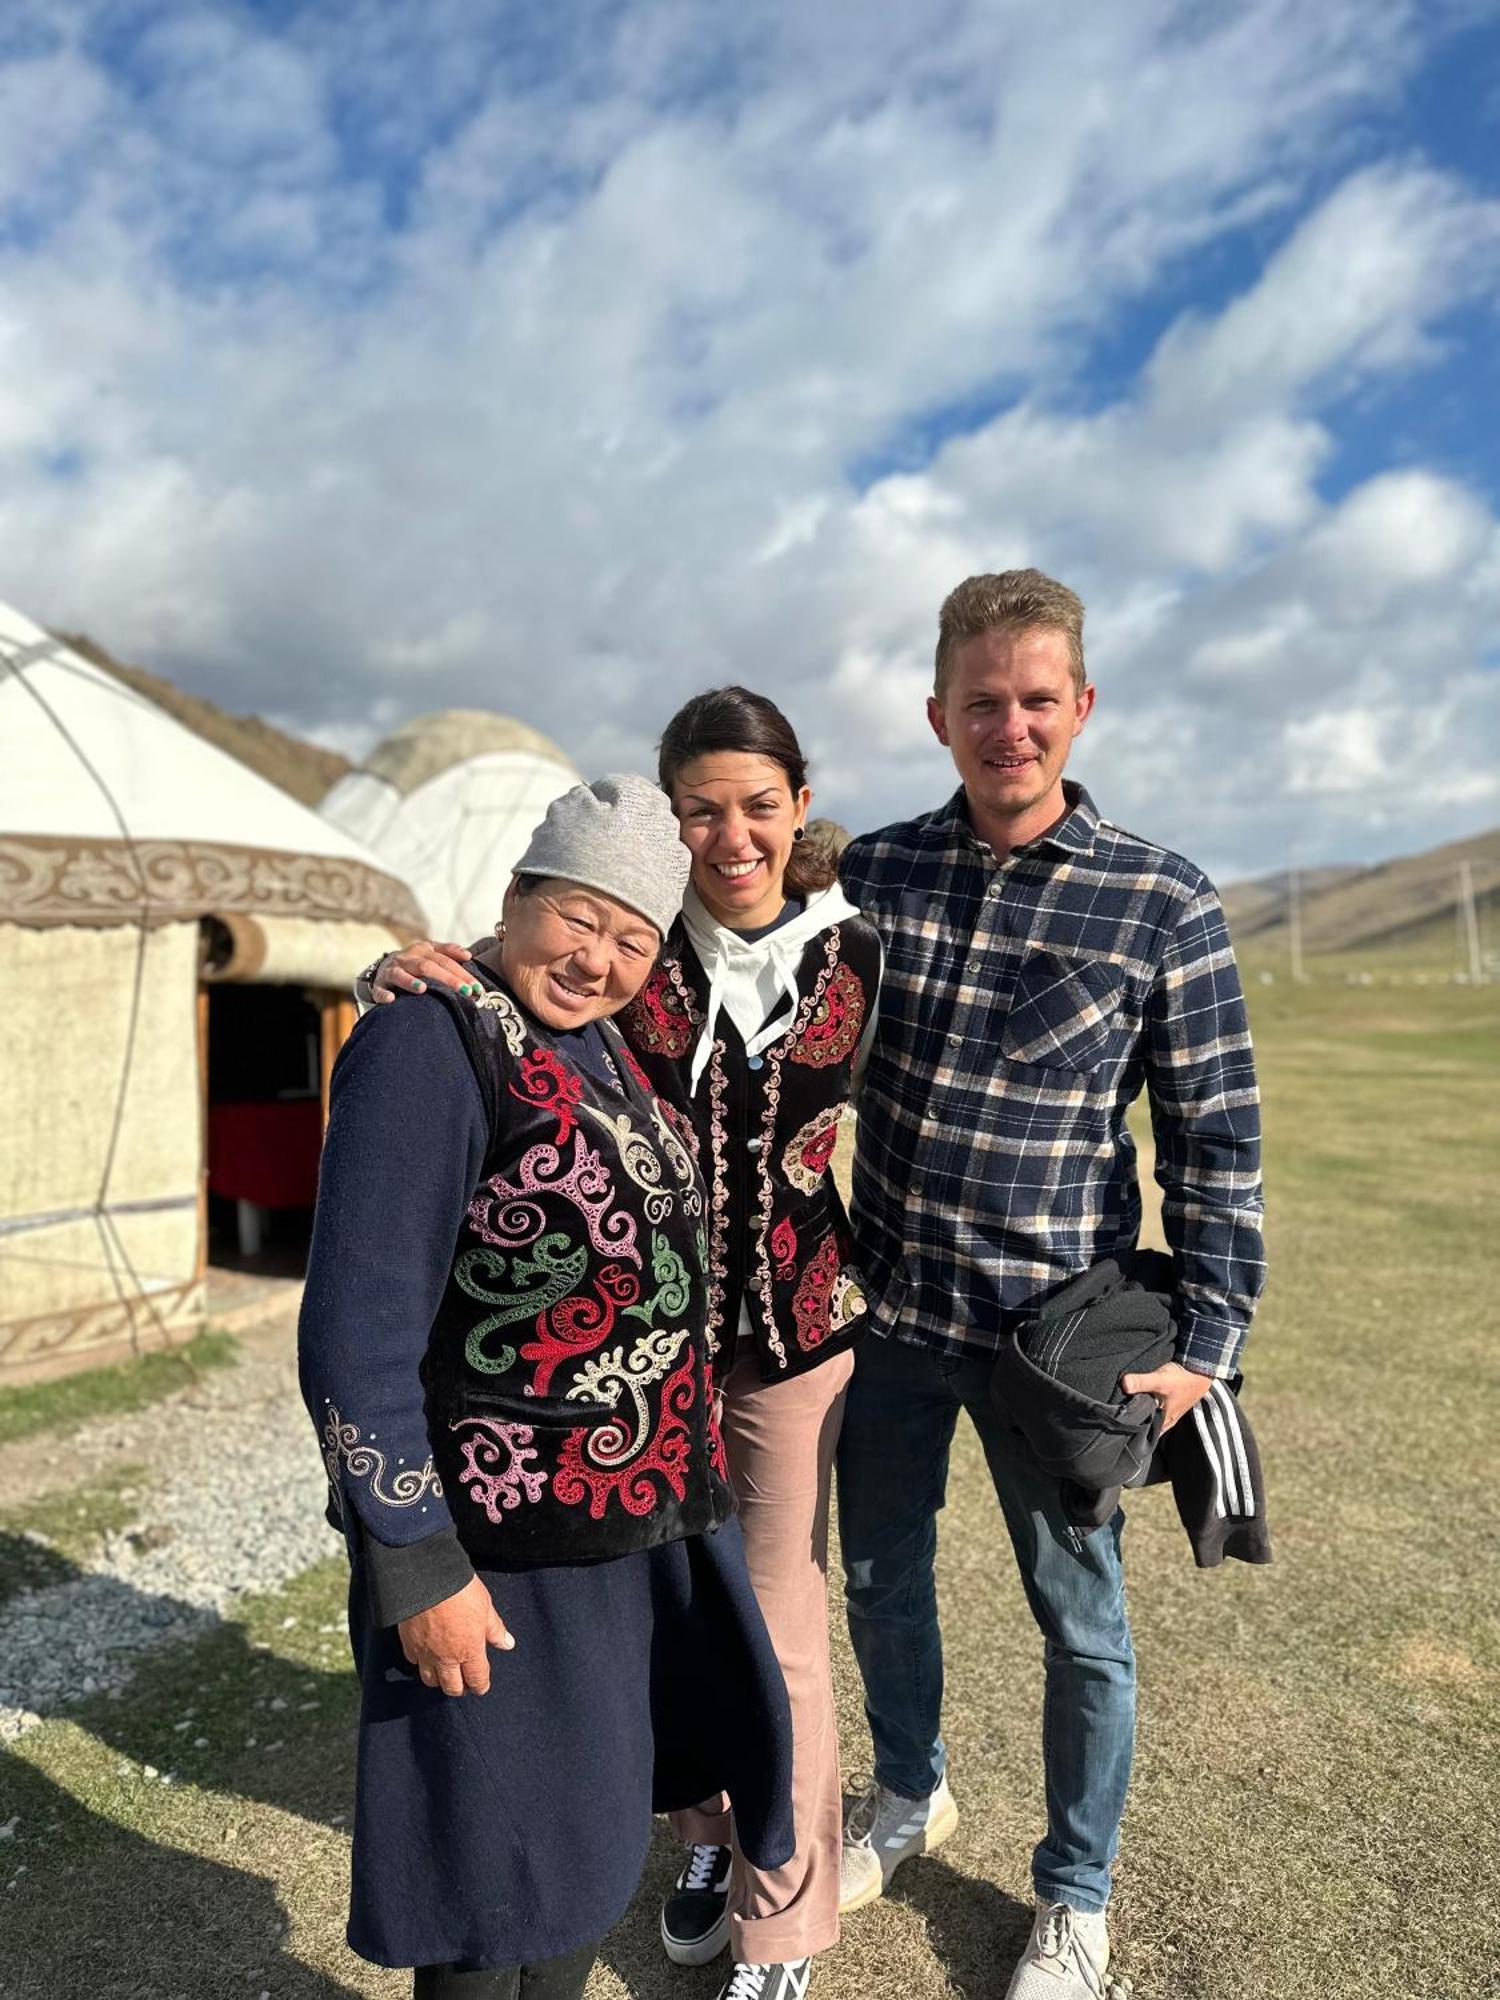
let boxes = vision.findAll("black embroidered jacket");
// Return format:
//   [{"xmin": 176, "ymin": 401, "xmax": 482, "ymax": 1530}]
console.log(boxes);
[
  {"xmin": 312, "ymin": 979, "xmax": 734, "ymax": 1570},
  {"xmin": 621, "ymin": 917, "xmax": 881, "ymax": 1383}
]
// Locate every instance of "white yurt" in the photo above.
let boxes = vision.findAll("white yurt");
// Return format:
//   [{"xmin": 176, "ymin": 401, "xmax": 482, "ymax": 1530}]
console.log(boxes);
[
  {"xmin": 321, "ymin": 710, "xmax": 578, "ymax": 947},
  {"xmin": 0, "ymin": 601, "xmax": 425, "ymax": 1383}
]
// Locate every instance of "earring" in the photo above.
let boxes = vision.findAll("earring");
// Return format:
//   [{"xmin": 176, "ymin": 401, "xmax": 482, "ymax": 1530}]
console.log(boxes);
[
  {"xmin": 493, "ymin": 921, "xmax": 507, "ymax": 941},
  {"xmin": 792, "ymin": 827, "xmax": 806, "ymax": 842}
]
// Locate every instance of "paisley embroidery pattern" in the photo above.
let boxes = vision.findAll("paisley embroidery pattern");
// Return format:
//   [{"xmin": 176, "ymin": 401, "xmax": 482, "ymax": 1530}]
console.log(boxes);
[
  {"xmin": 472, "ymin": 1131, "xmax": 641, "ymax": 1268},
  {"xmin": 623, "ymin": 1232, "xmax": 694, "ymax": 1326},
  {"xmin": 578, "ymin": 1103, "xmax": 676, "ymax": 1223},
  {"xmin": 450, "ymin": 1416, "xmax": 548, "ymax": 1519},
  {"xmin": 518, "ymin": 1261, "xmax": 640, "ymax": 1396},
  {"xmin": 508, "ymin": 1048, "xmax": 584, "ymax": 1145},
  {"xmin": 625, "ymin": 964, "xmax": 696, "ymax": 1058},
  {"xmin": 456, "ymin": 1235, "xmax": 589, "ymax": 1373},
  {"xmin": 830, "ymin": 1269, "xmax": 867, "ymax": 1333},
  {"xmin": 791, "ymin": 1235, "xmax": 842, "ymax": 1350},
  {"xmin": 781, "ymin": 1108, "xmax": 842, "ymax": 1194},
  {"xmin": 791, "ymin": 953, "xmax": 865, "ymax": 1069},
  {"xmin": 770, "ymin": 1216, "xmax": 798, "ymax": 1282},
  {"xmin": 473, "ymin": 987, "xmax": 527, "ymax": 1056},
  {"xmin": 322, "ymin": 1407, "xmax": 443, "ymax": 1508},
  {"xmin": 553, "ymin": 1346, "xmax": 695, "ymax": 1518}
]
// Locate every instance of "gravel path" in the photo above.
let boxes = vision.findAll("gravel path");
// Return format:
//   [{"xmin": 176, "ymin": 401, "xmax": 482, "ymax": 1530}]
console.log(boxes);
[{"xmin": 0, "ymin": 1307, "xmax": 331, "ymax": 1741}]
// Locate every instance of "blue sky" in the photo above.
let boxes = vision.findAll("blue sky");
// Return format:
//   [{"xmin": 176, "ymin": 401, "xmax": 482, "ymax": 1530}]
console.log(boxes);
[{"xmin": 2, "ymin": 0, "xmax": 1497, "ymax": 882}]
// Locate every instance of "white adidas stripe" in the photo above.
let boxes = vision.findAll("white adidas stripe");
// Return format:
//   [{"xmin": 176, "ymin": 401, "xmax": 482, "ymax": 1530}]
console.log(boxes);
[
  {"xmin": 1192, "ymin": 1400, "xmax": 1228, "ymax": 1520},
  {"xmin": 1212, "ymin": 1381, "xmax": 1256, "ymax": 1518}
]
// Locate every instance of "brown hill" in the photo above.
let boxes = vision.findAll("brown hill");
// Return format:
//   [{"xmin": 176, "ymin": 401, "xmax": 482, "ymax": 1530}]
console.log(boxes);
[
  {"xmin": 1220, "ymin": 865, "xmax": 1363, "ymax": 939},
  {"xmin": 58, "ymin": 632, "xmax": 352, "ymax": 807},
  {"xmin": 1227, "ymin": 825, "xmax": 1500, "ymax": 961}
]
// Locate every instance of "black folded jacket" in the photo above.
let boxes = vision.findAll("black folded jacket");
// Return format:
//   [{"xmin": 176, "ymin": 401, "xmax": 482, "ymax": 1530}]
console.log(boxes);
[
  {"xmin": 989, "ymin": 1252, "xmax": 1271, "ymax": 1564},
  {"xmin": 989, "ymin": 1252, "xmax": 1177, "ymax": 1504}
]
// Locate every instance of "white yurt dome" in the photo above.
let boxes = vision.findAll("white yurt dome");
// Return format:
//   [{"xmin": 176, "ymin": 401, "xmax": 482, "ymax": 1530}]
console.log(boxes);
[
  {"xmin": 0, "ymin": 600, "xmax": 424, "ymax": 1380},
  {"xmin": 321, "ymin": 708, "xmax": 579, "ymax": 944}
]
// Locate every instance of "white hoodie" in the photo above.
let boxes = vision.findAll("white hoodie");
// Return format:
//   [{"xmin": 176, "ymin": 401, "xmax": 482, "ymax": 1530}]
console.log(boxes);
[{"xmin": 677, "ymin": 879, "xmax": 879, "ymax": 1096}]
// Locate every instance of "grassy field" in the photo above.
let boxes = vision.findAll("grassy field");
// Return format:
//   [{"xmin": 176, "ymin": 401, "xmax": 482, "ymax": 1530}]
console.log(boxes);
[{"xmin": 1, "ymin": 978, "xmax": 1496, "ymax": 1999}]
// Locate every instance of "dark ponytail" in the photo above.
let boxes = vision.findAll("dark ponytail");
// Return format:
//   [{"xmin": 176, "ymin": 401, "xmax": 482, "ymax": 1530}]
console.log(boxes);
[{"xmin": 656, "ymin": 686, "xmax": 837, "ymax": 896}]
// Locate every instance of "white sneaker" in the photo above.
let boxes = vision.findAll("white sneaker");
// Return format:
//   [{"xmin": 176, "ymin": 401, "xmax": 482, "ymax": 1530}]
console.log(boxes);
[
  {"xmin": 715, "ymin": 1960, "xmax": 812, "ymax": 2000},
  {"xmin": 838, "ymin": 1772, "xmax": 959, "ymax": 1912},
  {"xmin": 1004, "ymin": 1900, "xmax": 1127, "ymax": 2000}
]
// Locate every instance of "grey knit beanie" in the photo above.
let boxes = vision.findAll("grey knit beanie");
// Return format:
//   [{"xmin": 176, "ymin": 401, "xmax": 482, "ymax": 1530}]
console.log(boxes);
[{"xmin": 513, "ymin": 773, "xmax": 689, "ymax": 938}]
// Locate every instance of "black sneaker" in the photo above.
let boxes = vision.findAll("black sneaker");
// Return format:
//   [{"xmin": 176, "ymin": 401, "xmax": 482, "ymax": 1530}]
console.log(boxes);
[
  {"xmin": 660, "ymin": 1842, "xmax": 733, "ymax": 1966},
  {"xmin": 716, "ymin": 1961, "xmax": 812, "ymax": 2000}
]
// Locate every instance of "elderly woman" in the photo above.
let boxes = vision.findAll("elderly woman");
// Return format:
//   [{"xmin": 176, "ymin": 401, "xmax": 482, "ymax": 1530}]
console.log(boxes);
[{"xmin": 299, "ymin": 775, "xmax": 792, "ymax": 2000}]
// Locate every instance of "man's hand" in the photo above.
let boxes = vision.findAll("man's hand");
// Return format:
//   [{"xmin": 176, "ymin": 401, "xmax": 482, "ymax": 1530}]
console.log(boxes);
[
  {"xmin": 371, "ymin": 940, "xmax": 478, "ymax": 1003},
  {"xmin": 1118, "ymin": 1360, "xmax": 1215, "ymax": 1435},
  {"xmin": 398, "ymin": 1576, "xmax": 514, "ymax": 1695}
]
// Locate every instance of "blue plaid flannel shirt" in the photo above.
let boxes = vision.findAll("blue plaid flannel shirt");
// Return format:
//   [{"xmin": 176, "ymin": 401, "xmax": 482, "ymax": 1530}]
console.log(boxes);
[{"xmin": 839, "ymin": 782, "xmax": 1265, "ymax": 1377}]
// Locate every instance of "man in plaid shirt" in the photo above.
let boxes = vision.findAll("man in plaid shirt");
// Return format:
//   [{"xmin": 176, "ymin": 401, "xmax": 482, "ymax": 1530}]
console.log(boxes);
[{"xmin": 834, "ymin": 570, "xmax": 1264, "ymax": 2000}]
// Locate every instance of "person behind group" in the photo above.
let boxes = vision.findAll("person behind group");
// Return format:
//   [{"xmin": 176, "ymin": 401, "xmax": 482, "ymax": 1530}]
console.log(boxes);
[
  {"xmin": 301, "ymin": 775, "xmax": 793, "ymax": 2000},
  {"xmin": 832, "ymin": 570, "xmax": 1265, "ymax": 2000},
  {"xmin": 371, "ymin": 690, "xmax": 881, "ymax": 2000}
]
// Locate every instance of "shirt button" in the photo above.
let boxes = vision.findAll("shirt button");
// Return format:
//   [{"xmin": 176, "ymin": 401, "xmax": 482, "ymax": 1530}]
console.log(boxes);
[
  {"xmin": 747, "ymin": 1055, "xmax": 764, "ymax": 1070},
  {"xmin": 988, "ymin": 882, "xmax": 1002, "ymax": 898},
  {"xmin": 966, "ymin": 958, "xmax": 981, "ymax": 972},
  {"xmin": 946, "ymin": 1032, "xmax": 961, "ymax": 1047},
  {"xmin": 747, "ymin": 1138, "xmax": 763, "ymax": 1152}
]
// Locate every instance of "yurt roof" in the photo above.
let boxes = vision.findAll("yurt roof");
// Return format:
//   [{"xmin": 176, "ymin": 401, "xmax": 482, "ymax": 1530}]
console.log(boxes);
[
  {"xmin": 354, "ymin": 709, "xmax": 574, "ymax": 798},
  {"xmin": 321, "ymin": 709, "xmax": 582, "ymax": 945},
  {"xmin": 0, "ymin": 599, "xmax": 424, "ymax": 957}
]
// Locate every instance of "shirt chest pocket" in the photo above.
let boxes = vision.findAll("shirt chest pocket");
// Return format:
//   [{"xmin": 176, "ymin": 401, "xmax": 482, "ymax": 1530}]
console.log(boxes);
[{"xmin": 1000, "ymin": 952, "xmax": 1124, "ymax": 1072}]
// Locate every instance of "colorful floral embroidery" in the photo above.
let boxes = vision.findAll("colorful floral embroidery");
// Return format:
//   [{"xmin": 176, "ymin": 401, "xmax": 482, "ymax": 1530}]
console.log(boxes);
[
  {"xmin": 473, "ymin": 987, "xmax": 527, "ymax": 1056},
  {"xmin": 790, "ymin": 1235, "xmax": 842, "ymax": 1350},
  {"xmin": 450, "ymin": 1416, "xmax": 547, "ymax": 1519},
  {"xmin": 456, "ymin": 1234, "xmax": 590, "ymax": 1373},
  {"xmin": 780, "ymin": 1108, "xmax": 842, "ymax": 1194},
  {"xmin": 830, "ymin": 1269, "xmax": 867, "ymax": 1333},
  {"xmin": 622, "ymin": 1231, "xmax": 694, "ymax": 1326},
  {"xmin": 770, "ymin": 1215, "xmax": 798, "ymax": 1282},
  {"xmin": 508, "ymin": 1048, "xmax": 584, "ymax": 1145},
  {"xmin": 626, "ymin": 965, "xmax": 696, "ymax": 1058},
  {"xmin": 791, "ymin": 952, "xmax": 865, "ymax": 1069},
  {"xmin": 552, "ymin": 1343, "xmax": 695, "ymax": 1519},
  {"xmin": 323, "ymin": 1407, "xmax": 443, "ymax": 1508},
  {"xmin": 472, "ymin": 1131, "xmax": 641, "ymax": 1268},
  {"xmin": 518, "ymin": 1260, "xmax": 641, "ymax": 1396}
]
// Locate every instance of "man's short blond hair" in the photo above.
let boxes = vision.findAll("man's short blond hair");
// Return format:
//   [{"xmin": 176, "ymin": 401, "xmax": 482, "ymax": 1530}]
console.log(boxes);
[{"xmin": 934, "ymin": 568, "xmax": 1087, "ymax": 697}]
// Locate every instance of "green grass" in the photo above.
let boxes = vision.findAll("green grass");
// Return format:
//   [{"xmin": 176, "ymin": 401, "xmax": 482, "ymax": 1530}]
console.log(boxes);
[
  {"xmin": 2, "ymin": 978, "xmax": 1497, "ymax": 1996},
  {"xmin": 0, "ymin": 1465, "xmax": 148, "ymax": 1607},
  {"xmin": 0, "ymin": 1326, "xmax": 238, "ymax": 1447}
]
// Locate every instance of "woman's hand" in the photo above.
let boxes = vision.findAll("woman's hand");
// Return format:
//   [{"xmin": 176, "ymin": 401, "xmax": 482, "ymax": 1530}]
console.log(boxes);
[
  {"xmin": 398, "ymin": 1576, "xmax": 514, "ymax": 1695},
  {"xmin": 371, "ymin": 940, "xmax": 479, "ymax": 1003}
]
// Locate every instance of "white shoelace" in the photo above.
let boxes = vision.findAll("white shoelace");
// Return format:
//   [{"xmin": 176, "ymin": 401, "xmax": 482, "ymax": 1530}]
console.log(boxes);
[
  {"xmin": 1035, "ymin": 1905, "xmax": 1133, "ymax": 2000},
  {"xmin": 722, "ymin": 1965, "xmax": 769, "ymax": 1999},
  {"xmin": 682, "ymin": 1842, "xmax": 725, "ymax": 1891}
]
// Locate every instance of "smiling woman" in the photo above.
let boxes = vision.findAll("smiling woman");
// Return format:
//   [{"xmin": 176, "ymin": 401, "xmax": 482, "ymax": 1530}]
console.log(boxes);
[{"xmin": 298, "ymin": 774, "xmax": 794, "ymax": 2000}]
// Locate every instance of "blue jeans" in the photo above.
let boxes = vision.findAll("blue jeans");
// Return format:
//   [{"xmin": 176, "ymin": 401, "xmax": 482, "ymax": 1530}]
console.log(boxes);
[{"xmin": 836, "ymin": 1334, "xmax": 1135, "ymax": 1913}]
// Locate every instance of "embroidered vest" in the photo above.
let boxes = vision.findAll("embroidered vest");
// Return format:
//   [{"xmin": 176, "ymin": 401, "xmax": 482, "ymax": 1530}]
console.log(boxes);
[
  {"xmin": 621, "ymin": 917, "xmax": 881, "ymax": 1382},
  {"xmin": 421, "ymin": 982, "xmax": 734, "ymax": 1566}
]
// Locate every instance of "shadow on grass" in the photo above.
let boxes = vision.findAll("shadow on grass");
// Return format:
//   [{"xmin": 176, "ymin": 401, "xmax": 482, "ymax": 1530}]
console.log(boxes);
[
  {"xmin": 0, "ymin": 1755, "xmax": 364, "ymax": 1999},
  {"xmin": 1, "ymin": 1538, "xmax": 359, "ymax": 1830},
  {"xmin": 888, "ymin": 1852, "xmax": 1032, "ymax": 1999}
]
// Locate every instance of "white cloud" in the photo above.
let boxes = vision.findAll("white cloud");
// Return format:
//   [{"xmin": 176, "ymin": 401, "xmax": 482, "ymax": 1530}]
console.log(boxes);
[{"xmin": 0, "ymin": 0, "xmax": 1495, "ymax": 882}]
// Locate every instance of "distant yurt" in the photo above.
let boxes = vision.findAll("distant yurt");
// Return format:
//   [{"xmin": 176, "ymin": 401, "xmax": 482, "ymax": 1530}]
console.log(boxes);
[
  {"xmin": 321, "ymin": 710, "xmax": 578, "ymax": 946},
  {"xmin": 0, "ymin": 602, "xmax": 425, "ymax": 1383}
]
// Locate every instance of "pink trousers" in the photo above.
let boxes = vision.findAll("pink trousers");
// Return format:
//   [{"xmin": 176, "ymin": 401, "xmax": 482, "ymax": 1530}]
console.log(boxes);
[{"xmin": 670, "ymin": 1344, "xmax": 855, "ymax": 1964}]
